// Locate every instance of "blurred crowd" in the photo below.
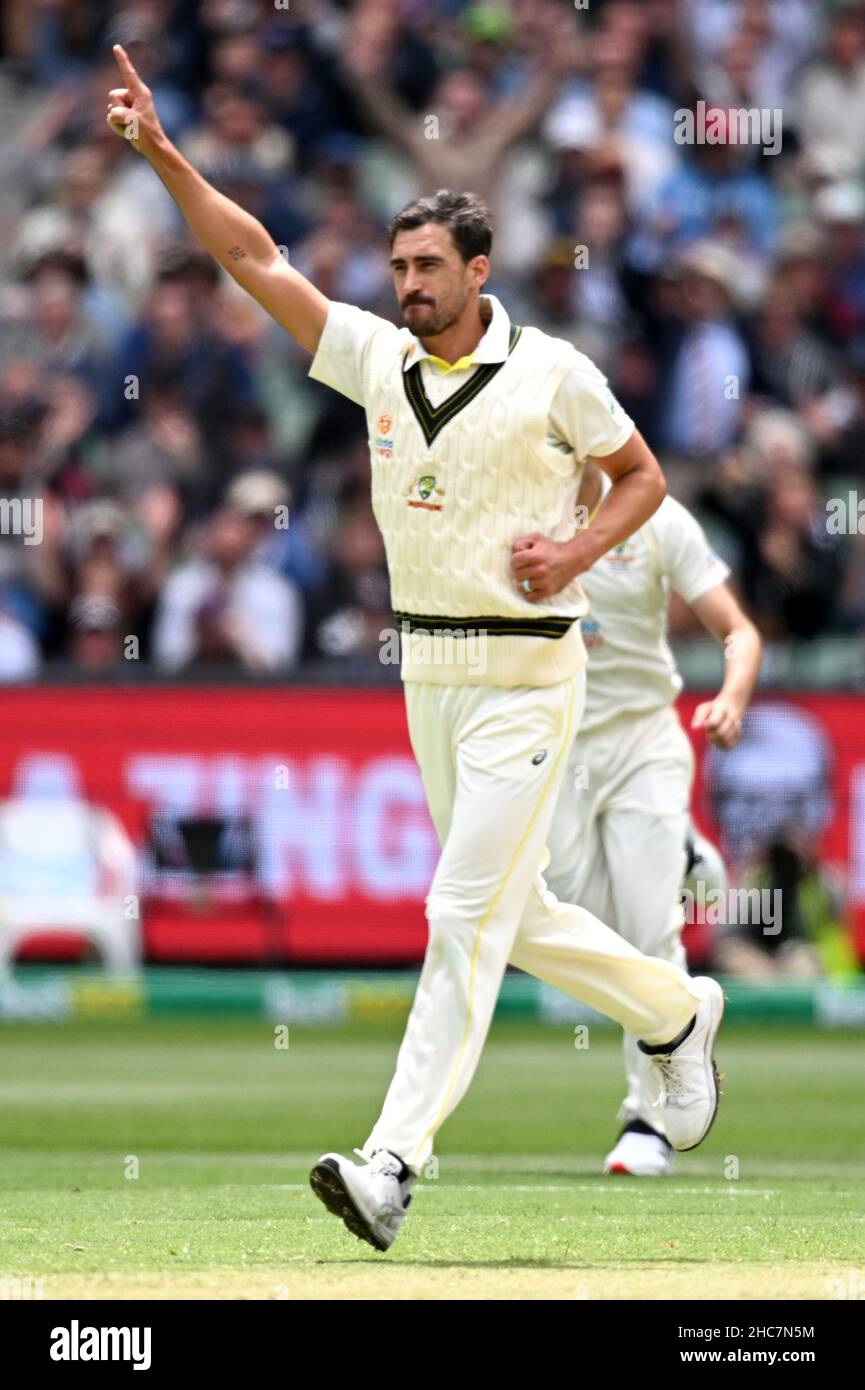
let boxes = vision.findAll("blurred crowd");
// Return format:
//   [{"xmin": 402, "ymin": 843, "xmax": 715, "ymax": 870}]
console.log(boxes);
[{"xmin": 1, "ymin": 0, "xmax": 865, "ymax": 678}]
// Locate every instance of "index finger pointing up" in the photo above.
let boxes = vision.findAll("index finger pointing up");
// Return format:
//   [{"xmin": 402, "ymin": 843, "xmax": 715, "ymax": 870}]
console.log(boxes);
[{"xmin": 113, "ymin": 43, "xmax": 145, "ymax": 93}]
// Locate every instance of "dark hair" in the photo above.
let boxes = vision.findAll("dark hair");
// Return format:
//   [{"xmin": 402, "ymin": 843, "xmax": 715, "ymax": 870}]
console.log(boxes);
[{"xmin": 388, "ymin": 189, "xmax": 493, "ymax": 261}]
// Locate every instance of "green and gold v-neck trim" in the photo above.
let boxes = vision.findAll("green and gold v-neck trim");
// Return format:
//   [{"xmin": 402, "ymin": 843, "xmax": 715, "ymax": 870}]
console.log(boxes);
[{"xmin": 402, "ymin": 323, "xmax": 522, "ymax": 447}]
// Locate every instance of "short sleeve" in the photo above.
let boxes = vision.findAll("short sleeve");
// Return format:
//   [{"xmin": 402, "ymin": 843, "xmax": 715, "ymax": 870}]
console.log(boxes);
[
  {"xmin": 550, "ymin": 355, "xmax": 635, "ymax": 461},
  {"xmin": 308, "ymin": 301, "xmax": 398, "ymax": 407},
  {"xmin": 654, "ymin": 498, "xmax": 732, "ymax": 604}
]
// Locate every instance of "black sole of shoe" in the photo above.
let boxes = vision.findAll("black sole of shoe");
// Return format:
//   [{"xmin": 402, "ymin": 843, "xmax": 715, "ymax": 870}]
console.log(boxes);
[{"xmin": 309, "ymin": 1158, "xmax": 390, "ymax": 1252}]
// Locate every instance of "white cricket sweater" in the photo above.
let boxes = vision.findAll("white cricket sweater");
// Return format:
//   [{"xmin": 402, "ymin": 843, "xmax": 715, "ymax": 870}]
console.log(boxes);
[{"xmin": 309, "ymin": 294, "xmax": 634, "ymax": 686}]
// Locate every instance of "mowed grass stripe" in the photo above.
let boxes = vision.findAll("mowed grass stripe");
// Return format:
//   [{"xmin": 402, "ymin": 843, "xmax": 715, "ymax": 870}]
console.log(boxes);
[
  {"xmin": 1, "ymin": 1019, "xmax": 863, "ymax": 1298},
  {"xmin": 2, "ymin": 1022, "xmax": 863, "ymax": 1159}
]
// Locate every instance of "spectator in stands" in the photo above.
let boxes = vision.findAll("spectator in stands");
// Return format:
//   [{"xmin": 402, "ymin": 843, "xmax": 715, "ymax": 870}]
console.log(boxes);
[
  {"xmin": 258, "ymin": 22, "xmax": 355, "ymax": 165},
  {"xmin": 0, "ymin": 554, "xmax": 41, "ymax": 680},
  {"xmin": 714, "ymin": 822, "xmax": 858, "ymax": 980},
  {"xmin": 290, "ymin": 172, "xmax": 391, "ymax": 310},
  {"xmin": 797, "ymin": 4, "xmax": 865, "ymax": 178},
  {"xmin": 657, "ymin": 242, "xmax": 751, "ymax": 466},
  {"xmin": 65, "ymin": 592, "xmax": 125, "ymax": 673},
  {"xmin": 56, "ymin": 497, "xmax": 163, "ymax": 663},
  {"xmin": 742, "ymin": 429, "xmax": 844, "ymax": 642},
  {"xmin": 698, "ymin": 410, "xmax": 847, "ymax": 640},
  {"xmin": 12, "ymin": 146, "xmax": 123, "ymax": 324},
  {"xmin": 816, "ymin": 334, "xmax": 865, "ymax": 482},
  {"xmin": 543, "ymin": 28, "xmax": 678, "ymax": 222},
  {"xmin": 303, "ymin": 486, "xmax": 392, "ymax": 668},
  {"xmin": 567, "ymin": 180, "xmax": 633, "ymax": 364},
  {"xmin": 631, "ymin": 108, "xmax": 778, "ymax": 273},
  {"xmin": 3, "ymin": 254, "xmax": 109, "ymax": 403},
  {"xmin": 748, "ymin": 275, "xmax": 839, "ymax": 411},
  {"xmin": 18, "ymin": 372, "xmax": 98, "ymax": 504},
  {"xmin": 224, "ymin": 468, "xmax": 326, "ymax": 597},
  {"xmin": 815, "ymin": 181, "xmax": 865, "ymax": 349},
  {"xmin": 0, "ymin": 406, "xmax": 66, "ymax": 645},
  {"xmin": 181, "ymin": 79, "xmax": 293, "ymax": 183},
  {"xmin": 112, "ymin": 260, "xmax": 256, "ymax": 472},
  {"xmin": 774, "ymin": 224, "xmax": 829, "ymax": 330},
  {"xmin": 343, "ymin": 3, "xmax": 573, "ymax": 209},
  {"xmin": 530, "ymin": 238, "xmax": 583, "ymax": 345},
  {"xmin": 686, "ymin": 0, "xmax": 817, "ymax": 110},
  {"xmin": 152, "ymin": 503, "xmax": 302, "ymax": 673}
]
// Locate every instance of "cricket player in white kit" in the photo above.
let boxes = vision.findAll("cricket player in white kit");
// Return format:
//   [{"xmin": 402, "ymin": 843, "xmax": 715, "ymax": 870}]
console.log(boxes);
[
  {"xmin": 106, "ymin": 46, "xmax": 725, "ymax": 1254},
  {"xmin": 538, "ymin": 461, "xmax": 761, "ymax": 1177}
]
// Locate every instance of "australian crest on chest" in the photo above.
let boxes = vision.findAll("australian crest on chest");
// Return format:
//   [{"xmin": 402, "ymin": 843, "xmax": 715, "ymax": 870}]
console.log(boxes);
[{"xmin": 369, "ymin": 324, "xmax": 553, "ymax": 518}]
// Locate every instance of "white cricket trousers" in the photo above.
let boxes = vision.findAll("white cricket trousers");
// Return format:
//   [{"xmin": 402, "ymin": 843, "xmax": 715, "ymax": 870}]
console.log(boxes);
[
  {"xmin": 362, "ymin": 674, "xmax": 702, "ymax": 1171},
  {"xmin": 542, "ymin": 704, "xmax": 694, "ymax": 1131}
]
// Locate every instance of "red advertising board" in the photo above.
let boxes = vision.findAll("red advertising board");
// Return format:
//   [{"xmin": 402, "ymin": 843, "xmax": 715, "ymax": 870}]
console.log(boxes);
[{"xmin": 0, "ymin": 686, "xmax": 862, "ymax": 963}]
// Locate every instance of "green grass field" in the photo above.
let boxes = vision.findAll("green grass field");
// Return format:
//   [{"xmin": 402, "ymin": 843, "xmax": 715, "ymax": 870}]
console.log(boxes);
[{"xmin": 1, "ymin": 1017, "xmax": 864, "ymax": 1300}]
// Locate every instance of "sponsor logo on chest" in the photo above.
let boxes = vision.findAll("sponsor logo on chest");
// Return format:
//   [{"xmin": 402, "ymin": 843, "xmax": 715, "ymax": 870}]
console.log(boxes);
[{"xmin": 375, "ymin": 413, "xmax": 395, "ymax": 459}]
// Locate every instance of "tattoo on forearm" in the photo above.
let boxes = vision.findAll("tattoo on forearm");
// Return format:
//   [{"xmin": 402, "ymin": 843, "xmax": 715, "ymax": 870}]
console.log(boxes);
[{"xmin": 228, "ymin": 246, "xmax": 247, "ymax": 261}]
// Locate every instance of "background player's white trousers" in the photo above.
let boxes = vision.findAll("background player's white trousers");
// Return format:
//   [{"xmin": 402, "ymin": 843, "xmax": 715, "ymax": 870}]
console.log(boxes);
[
  {"xmin": 362, "ymin": 676, "xmax": 701, "ymax": 1170},
  {"xmin": 541, "ymin": 704, "xmax": 694, "ymax": 1132}
]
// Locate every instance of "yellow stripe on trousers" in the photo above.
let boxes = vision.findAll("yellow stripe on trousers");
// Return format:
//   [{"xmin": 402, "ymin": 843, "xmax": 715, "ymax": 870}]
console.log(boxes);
[{"xmin": 409, "ymin": 677, "xmax": 579, "ymax": 1170}]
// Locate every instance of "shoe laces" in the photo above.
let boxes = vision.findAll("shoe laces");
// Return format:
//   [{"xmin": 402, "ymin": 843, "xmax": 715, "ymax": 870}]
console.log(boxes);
[
  {"xmin": 653, "ymin": 1053, "xmax": 687, "ymax": 1102},
  {"xmin": 354, "ymin": 1147, "xmax": 404, "ymax": 1179},
  {"xmin": 353, "ymin": 1149, "xmax": 409, "ymax": 1220}
]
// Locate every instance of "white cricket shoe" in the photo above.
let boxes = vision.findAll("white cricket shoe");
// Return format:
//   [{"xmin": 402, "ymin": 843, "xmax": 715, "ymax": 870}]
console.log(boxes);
[
  {"xmin": 640, "ymin": 976, "xmax": 725, "ymax": 1151},
  {"xmin": 604, "ymin": 1123, "xmax": 672, "ymax": 1176},
  {"xmin": 684, "ymin": 825, "xmax": 729, "ymax": 898},
  {"xmin": 309, "ymin": 1148, "xmax": 415, "ymax": 1251}
]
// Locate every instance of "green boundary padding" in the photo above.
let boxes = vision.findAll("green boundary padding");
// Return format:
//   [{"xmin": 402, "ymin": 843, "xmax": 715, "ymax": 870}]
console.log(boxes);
[{"xmin": 2, "ymin": 968, "xmax": 864, "ymax": 1026}]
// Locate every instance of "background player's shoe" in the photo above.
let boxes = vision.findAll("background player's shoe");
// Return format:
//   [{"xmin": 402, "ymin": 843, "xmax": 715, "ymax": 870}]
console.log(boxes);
[
  {"xmin": 604, "ymin": 1120, "xmax": 672, "ymax": 1176},
  {"xmin": 683, "ymin": 824, "xmax": 729, "ymax": 899},
  {"xmin": 640, "ymin": 976, "xmax": 725, "ymax": 1151},
  {"xmin": 309, "ymin": 1148, "xmax": 415, "ymax": 1251}
]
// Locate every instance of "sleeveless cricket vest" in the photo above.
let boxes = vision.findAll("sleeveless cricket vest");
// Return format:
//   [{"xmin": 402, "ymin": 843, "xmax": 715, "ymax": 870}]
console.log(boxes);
[{"xmin": 366, "ymin": 323, "xmax": 589, "ymax": 686}]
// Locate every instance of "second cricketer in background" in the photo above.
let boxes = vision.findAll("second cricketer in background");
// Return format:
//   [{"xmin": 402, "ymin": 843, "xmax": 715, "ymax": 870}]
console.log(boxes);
[{"xmin": 522, "ymin": 460, "xmax": 761, "ymax": 1177}]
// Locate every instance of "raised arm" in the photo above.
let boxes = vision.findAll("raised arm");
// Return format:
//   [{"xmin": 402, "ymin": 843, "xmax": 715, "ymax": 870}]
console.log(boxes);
[
  {"xmin": 106, "ymin": 45, "xmax": 329, "ymax": 354},
  {"xmin": 345, "ymin": 58, "xmax": 427, "ymax": 163}
]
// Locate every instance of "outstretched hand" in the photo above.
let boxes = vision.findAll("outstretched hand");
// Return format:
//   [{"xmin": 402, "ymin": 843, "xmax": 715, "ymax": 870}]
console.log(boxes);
[{"xmin": 106, "ymin": 44, "xmax": 162, "ymax": 155}]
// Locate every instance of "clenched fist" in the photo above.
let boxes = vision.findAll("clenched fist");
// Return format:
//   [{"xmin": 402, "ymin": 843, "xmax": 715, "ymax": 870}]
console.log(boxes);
[
  {"xmin": 106, "ymin": 44, "xmax": 163, "ymax": 156},
  {"xmin": 511, "ymin": 532, "xmax": 585, "ymax": 602}
]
